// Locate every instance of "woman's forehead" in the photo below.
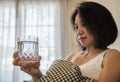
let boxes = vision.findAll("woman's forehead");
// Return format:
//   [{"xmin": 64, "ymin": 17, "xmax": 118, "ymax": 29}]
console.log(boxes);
[{"xmin": 75, "ymin": 14, "xmax": 83, "ymax": 25}]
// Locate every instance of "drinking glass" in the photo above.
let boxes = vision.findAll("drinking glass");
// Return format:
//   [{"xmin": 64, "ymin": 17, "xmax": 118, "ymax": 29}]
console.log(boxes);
[{"xmin": 17, "ymin": 35, "xmax": 39, "ymax": 61}]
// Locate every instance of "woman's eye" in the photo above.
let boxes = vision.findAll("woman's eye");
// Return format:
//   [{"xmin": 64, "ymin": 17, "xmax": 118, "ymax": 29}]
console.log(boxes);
[{"xmin": 74, "ymin": 24, "xmax": 78, "ymax": 30}]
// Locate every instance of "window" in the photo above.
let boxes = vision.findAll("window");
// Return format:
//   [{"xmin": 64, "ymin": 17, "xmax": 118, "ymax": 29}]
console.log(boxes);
[
  {"xmin": 0, "ymin": 1, "xmax": 15, "ymax": 82},
  {"xmin": 18, "ymin": 0, "xmax": 56, "ymax": 74},
  {"xmin": 0, "ymin": 0, "xmax": 63, "ymax": 82}
]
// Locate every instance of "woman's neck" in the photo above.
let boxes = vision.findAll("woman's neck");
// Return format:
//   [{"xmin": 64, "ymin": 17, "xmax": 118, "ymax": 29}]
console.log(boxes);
[{"xmin": 85, "ymin": 47, "xmax": 104, "ymax": 56}]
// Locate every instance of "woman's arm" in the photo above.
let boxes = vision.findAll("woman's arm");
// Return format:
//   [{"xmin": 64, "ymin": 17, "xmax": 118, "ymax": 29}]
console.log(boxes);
[{"xmin": 98, "ymin": 49, "xmax": 120, "ymax": 82}]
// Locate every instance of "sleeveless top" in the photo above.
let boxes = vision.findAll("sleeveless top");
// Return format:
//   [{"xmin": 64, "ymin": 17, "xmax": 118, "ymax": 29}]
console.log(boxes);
[{"xmin": 70, "ymin": 49, "xmax": 108, "ymax": 80}]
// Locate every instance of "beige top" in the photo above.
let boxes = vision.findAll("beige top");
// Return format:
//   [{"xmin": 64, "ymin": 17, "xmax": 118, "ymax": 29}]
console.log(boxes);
[{"xmin": 70, "ymin": 50, "xmax": 108, "ymax": 80}]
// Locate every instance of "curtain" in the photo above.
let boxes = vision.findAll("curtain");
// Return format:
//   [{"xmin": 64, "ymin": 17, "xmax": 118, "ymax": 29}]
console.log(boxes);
[
  {"xmin": 0, "ymin": 0, "xmax": 67, "ymax": 82},
  {"xmin": 0, "ymin": 1, "xmax": 15, "ymax": 82}
]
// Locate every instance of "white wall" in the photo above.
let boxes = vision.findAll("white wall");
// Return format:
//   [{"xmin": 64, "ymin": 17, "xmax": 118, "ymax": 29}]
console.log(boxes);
[{"xmin": 86, "ymin": 0, "xmax": 120, "ymax": 50}]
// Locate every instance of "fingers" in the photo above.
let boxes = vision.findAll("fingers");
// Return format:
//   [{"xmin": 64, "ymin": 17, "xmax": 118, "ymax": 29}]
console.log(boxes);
[
  {"xmin": 13, "ymin": 57, "xmax": 20, "ymax": 65},
  {"xmin": 18, "ymin": 61, "xmax": 39, "ymax": 68},
  {"xmin": 31, "ymin": 61, "xmax": 40, "ymax": 68},
  {"xmin": 38, "ymin": 55, "xmax": 42, "ymax": 61},
  {"xmin": 13, "ymin": 52, "xmax": 42, "ymax": 76},
  {"xmin": 13, "ymin": 52, "xmax": 42, "ymax": 68},
  {"xmin": 13, "ymin": 51, "xmax": 18, "ymax": 58},
  {"xmin": 20, "ymin": 66, "xmax": 40, "ymax": 76},
  {"xmin": 13, "ymin": 51, "xmax": 20, "ymax": 66},
  {"xmin": 20, "ymin": 67, "xmax": 31, "ymax": 75},
  {"xmin": 20, "ymin": 61, "xmax": 40, "ymax": 74}
]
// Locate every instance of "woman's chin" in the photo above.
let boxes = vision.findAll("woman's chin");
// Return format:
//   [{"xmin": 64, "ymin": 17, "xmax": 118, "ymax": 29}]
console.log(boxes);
[{"xmin": 79, "ymin": 42, "xmax": 86, "ymax": 47}]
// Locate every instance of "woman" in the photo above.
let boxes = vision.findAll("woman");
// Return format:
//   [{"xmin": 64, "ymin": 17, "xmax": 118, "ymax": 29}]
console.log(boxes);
[
  {"xmin": 66, "ymin": 1, "xmax": 120, "ymax": 82},
  {"xmin": 13, "ymin": 1, "xmax": 120, "ymax": 82}
]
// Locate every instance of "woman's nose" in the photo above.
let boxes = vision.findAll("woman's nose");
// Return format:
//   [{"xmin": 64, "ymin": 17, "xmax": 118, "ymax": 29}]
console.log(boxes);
[{"xmin": 76, "ymin": 28, "xmax": 84, "ymax": 36}]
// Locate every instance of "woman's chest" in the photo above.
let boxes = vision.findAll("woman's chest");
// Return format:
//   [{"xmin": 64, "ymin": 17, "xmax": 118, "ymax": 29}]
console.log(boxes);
[
  {"xmin": 74, "ymin": 54, "xmax": 103, "ymax": 80},
  {"xmin": 73, "ymin": 54, "xmax": 97, "ymax": 66}
]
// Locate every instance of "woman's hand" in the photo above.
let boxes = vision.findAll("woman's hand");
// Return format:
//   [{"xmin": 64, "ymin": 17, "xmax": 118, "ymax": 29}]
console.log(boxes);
[{"xmin": 13, "ymin": 51, "xmax": 42, "ymax": 79}]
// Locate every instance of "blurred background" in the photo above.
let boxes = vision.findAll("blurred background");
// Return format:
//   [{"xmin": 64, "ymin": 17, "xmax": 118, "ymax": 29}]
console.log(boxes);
[{"xmin": 0, "ymin": 0, "xmax": 119, "ymax": 82}]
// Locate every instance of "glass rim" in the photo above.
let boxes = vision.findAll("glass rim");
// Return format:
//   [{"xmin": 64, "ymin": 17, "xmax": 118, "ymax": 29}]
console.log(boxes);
[{"xmin": 17, "ymin": 35, "xmax": 39, "ymax": 42}]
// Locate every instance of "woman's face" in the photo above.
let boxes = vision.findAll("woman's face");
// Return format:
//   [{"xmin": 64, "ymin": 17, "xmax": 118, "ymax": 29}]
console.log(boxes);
[{"xmin": 74, "ymin": 14, "xmax": 95, "ymax": 48}]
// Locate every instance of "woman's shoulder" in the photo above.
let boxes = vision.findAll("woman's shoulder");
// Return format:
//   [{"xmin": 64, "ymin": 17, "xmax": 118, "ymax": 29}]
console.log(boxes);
[
  {"xmin": 100, "ymin": 49, "xmax": 120, "ymax": 81},
  {"xmin": 103, "ymin": 48, "xmax": 120, "ymax": 67},
  {"xmin": 106, "ymin": 49, "xmax": 120, "ymax": 56},
  {"xmin": 108, "ymin": 48, "xmax": 120, "ymax": 52}
]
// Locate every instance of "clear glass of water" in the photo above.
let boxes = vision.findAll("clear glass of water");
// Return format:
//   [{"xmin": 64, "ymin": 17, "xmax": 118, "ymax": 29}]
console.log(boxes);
[{"xmin": 17, "ymin": 35, "xmax": 39, "ymax": 61}]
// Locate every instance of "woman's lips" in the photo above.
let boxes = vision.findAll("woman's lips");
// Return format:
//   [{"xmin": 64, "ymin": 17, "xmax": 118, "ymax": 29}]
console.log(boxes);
[
  {"xmin": 80, "ymin": 37, "xmax": 87, "ymax": 40},
  {"xmin": 77, "ymin": 36, "xmax": 87, "ymax": 41}
]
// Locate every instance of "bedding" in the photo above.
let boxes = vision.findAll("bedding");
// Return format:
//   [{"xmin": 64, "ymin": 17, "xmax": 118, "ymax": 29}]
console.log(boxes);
[{"xmin": 37, "ymin": 59, "xmax": 97, "ymax": 82}]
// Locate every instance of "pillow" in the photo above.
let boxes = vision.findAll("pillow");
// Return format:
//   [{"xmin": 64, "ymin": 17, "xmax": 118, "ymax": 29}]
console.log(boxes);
[{"xmin": 37, "ymin": 59, "xmax": 97, "ymax": 82}]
